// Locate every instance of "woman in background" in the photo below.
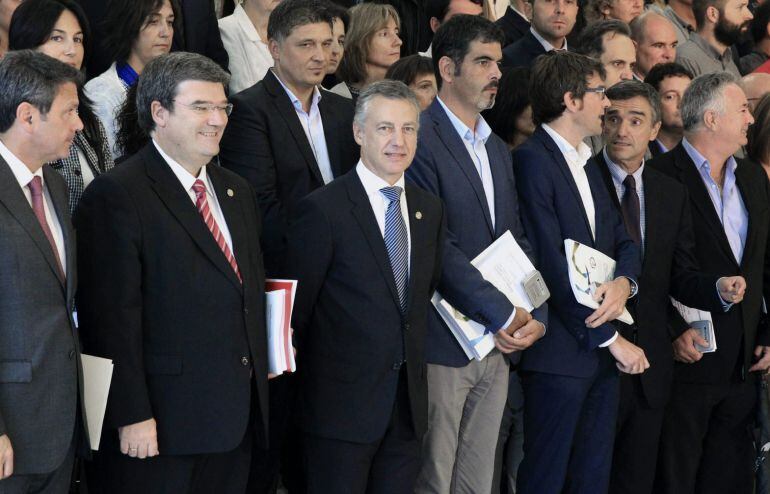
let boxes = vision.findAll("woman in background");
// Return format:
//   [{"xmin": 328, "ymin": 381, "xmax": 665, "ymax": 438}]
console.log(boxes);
[
  {"xmin": 483, "ymin": 67, "xmax": 535, "ymax": 150},
  {"xmin": 385, "ymin": 54, "xmax": 436, "ymax": 110}
]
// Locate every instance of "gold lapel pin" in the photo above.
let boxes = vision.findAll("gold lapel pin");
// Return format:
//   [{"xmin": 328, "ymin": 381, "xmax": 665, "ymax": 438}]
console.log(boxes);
[
  {"xmin": 415, "ymin": 211, "xmax": 423, "ymax": 220},
  {"xmin": 227, "ymin": 189, "xmax": 234, "ymax": 197}
]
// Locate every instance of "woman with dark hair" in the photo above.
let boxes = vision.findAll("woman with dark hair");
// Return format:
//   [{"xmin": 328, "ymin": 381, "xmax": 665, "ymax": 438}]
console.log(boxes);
[
  {"xmin": 385, "ymin": 54, "xmax": 436, "ymax": 110},
  {"xmin": 84, "ymin": 0, "xmax": 175, "ymax": 156},
  {"xmin": 9, "ymin": 0, "xmax": 114, "ymax": 212},
  {"xmin": 482, "ymin": 67, "xmax": 535, "ymax": 150},
  {"xmin": 747, "ymin": 93, "xmax": 770, "ymax": 180}
]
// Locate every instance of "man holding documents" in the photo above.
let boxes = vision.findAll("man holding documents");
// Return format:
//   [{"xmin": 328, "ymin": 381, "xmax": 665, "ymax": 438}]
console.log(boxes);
[
  {"xmin": 649, "ymin": 72, "xmax": 770, "ymax": 494},
  {"xmin": 75, "ymin": 53, "xmax": 269, "ymax": 494},
  {"xmin": 593, "ymin": 80, "xmax": 747, "ymax": 494},
  {"xmin": 405, "ymin": 15, "xmax": 547, "ymax": 494},
  {"xmin": 285, "ymin": 80, "xmax": 445, "ymax": 493},
  {"xmin": 512, "ymin": 51, "xmax": 646, "ymax": 494},
  {"xmin": 0, "ymin": 51, "xmax": 86, "ymax": 493}
]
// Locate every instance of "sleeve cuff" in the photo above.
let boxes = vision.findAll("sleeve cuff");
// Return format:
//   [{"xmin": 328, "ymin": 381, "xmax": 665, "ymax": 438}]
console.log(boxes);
[
  {"xmin": 498, "ymin": 308, "xmax": 517, "ymax": 333},
  {"xmin": 599, "ymin": 331, "xmax": 619, "ymax": 347},
  {"xmin": 716, "ymin": 277, "xmax": 733, "ymax": 312}
]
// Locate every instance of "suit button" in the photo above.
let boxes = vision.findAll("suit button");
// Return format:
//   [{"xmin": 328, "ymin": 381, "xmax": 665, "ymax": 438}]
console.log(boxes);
[
  {"xmin": 241, "ymin": 356, "xmax": 250, "ymax": 366},
  {"xmin": 68, "ymin": 349, "xmax": 75, "ymax": 359},
  {"xmin": 404, "ymin": 323, "xmax": 410, "ymax": 332},
  {"xmin": 243, "ymin": 308, "xmax": 249, "ymax": 315},
  {"xmin": 392, "ymin": 362, "xmax": 402, "ymax": 371}
]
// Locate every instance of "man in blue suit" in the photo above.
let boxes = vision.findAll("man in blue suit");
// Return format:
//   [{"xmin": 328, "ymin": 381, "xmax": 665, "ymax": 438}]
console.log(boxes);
[
  {"xmin": 513, "ymin": 50, "xmax": 648, "ymax": 494},
  {"xmin": 407, "ymin": 15, "xmax": 547, "ymax": 494}
]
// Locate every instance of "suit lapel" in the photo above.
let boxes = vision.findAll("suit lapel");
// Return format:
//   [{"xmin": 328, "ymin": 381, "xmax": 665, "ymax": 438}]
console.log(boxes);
[
  {"xmin": 734, "ymin": 162, "xmax": 758, "ymax": 271},
  {"xmin": 595, "ymin": 152, "xmax": 621, "ymax": 212},
  {"xmin": 208, "ymin": 166, "xmax": 251, "ymax": 287},
  {"xmin": 43, "ymin": 165, "xmax": 75, "ymax": 295},
  {"xmin": 404, "ymin": 186, "xmax": 428, "ymax": 313}
]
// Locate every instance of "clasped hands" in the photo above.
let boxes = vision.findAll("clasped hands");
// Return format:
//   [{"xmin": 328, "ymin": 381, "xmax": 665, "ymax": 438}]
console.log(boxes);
[{"xmin": 493, "ymin": 307, "xmax": 545, "ymax": 354}]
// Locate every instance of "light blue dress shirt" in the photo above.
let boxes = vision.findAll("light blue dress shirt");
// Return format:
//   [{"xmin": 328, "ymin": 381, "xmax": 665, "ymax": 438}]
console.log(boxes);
[{"xmin": 604, "ymin": 148, "xmax": 646, "ymax": 252}]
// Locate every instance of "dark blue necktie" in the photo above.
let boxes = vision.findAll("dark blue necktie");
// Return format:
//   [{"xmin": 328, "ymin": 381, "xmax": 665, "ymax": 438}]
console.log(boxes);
[{"xmin": 380, "ymin": 186, "xmax": 409, "ymax": 313}]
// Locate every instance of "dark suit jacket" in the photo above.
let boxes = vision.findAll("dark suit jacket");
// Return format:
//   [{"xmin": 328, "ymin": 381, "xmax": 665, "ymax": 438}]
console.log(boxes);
[
  {"xmin": 0, "ymin": 162, "xmax": 84, "ymax": 475},
  {"xmin": 649, "ymin": 144, "xmax": 770, "ymax": 383},
  {"xmin": 513, "ymin": 127, "xmax": 641, "ymax": 378},
  {"xmin": 648, "ymin": 140, "xmax": 666, "ymax": 158},
  {"xmin": 219, "ymin": 70, "xmax": 359, "ymax": 276},
  {"xmin": 502, "ymin": 30, "xmax": 546, "ymax": 68},
  {"xmin": 172, "ymin": 0, "xmax": 229, "ymax": 71},
  {"xmin": 286, "ymin": 169, "xmax": 445, "ymax": 444},
  {"xmin": 75, "ymin": 144, "xmax": 269, "ymax": 455},
  {"xmin": 496, "ymin": 7, "xmax": 530, "ymax": 48},
  {"xmin": 595, "ymin": 152, "xmax": 724, "ymax": 407},
  {"xmin": 406, "ymin": 99, "xmax": 547, "ymax": 368}
]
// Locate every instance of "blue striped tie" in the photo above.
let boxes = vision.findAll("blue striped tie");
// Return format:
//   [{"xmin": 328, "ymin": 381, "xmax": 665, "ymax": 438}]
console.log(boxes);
[{"xmin": 380, "ymin": 186, "xmax": 409, "ymax": 313}]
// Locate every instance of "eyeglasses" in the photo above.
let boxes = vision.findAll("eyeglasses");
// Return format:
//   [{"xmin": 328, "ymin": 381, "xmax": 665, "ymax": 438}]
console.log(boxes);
[
  {"xmin": 584, "ymin": 86, "xmax": 607, "ymax": 97},
  {"xmin": 173, "ymin": 100, "xmax": 233, "ymax": 116}
]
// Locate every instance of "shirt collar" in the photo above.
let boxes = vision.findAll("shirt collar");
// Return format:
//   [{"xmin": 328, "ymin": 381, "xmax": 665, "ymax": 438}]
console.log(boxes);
[
  {"xmin": 530, "ymin": 26, "xmax": 567, "ymax": 51},
  {"xmin": 541, "ymin": 123, "xmax": 592, "ymax": 166},
  {"xmin": 436, "ymin": 96, "xmax": 492, "ymax": 144},
  {"xmin": 272, "ymin": 69, "xmax": 322, "ymax": 113},
  {"xmin": 0, "ymin": 138, "xmax": 43, "ymax": 190},
  {"xmin": 603, "ymin": 147, "xmax": 644, "ymax": 187},
  {"xmin": 356, "ymin": 160, "xmax": 406, "ymax": 198},
  {"xmin": 152, "ymin": 139, "xmax": 212, "ymax": 194},
  {"xmin": 681, "ymin": 136, "xmax": 737, "ymax": 176}
]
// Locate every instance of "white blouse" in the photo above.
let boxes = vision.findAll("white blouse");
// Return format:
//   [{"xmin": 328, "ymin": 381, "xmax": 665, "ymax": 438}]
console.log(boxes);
[{"xmin": 218, "ymin": 4, "xmax": 274, "ymax": 94}]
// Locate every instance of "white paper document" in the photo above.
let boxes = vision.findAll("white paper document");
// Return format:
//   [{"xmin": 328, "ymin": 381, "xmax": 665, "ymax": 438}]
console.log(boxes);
[
  {"xmin": 81, "ymin": 354, "xmax": 114, "ymax": 450},
  {"xmin": 266, "ymin": 279, "xmax": 298, "ymax": 375},
  {"xmin": 432, "ymin": 231, "xmax": 549, "ymax": 361},
  {"xmin": 564, "ymin": 239, "xmax": 634, "ymax": 325},
  {"xmin": 670, "ymin": 298, "xmax": 716, "ymax": 353}
]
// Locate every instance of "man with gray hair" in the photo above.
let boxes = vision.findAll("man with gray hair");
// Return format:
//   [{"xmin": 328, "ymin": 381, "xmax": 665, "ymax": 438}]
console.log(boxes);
[
  {"xmin": 630, "ymin": 11, "xmax": 679, "ymax": 80},
  {"xmin": 649, "ymin": 71, "xmax": 770, "ymax": 494},
  {"xmin": 0, "ymin": 50, "xmax": 85, "ymax": 494},
  {"xmin": 75, "ymin": 52, "xmax": 269, "ymax": 494},
  {"xmin": 285, "ymin": 80, "xmax": 445, "ymax": 493}
]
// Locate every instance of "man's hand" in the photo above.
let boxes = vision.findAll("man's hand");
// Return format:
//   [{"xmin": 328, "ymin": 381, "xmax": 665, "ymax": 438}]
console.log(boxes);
[
  {"xmin": 494, "ymin": 319, "xmax": 545, "ymax": 353},
  {"xmin": 750, "ymin": 345, "xmax": 770, "ymax": 373},
  {"xmin": 119, "ymin": 418, "xmax": 159, "ymax": 459},
  {"xmin": 717, "ymin": 276, "xmax": 746, "ymax": 304},
  {"xmin": 0, "ymin": 434, "xmax": 12, "ymax": 479},
  {"xmin": 672, "ymin": 328, "xmax": 708, "ymax": 363},
  {"xmin": 608, "ymin": 335, "xmax": 649, "ymax": 374},
  {"xmin": 508, "ymin": 307, "xmax": 532, "ymax": 333},
  {"xmin": 586, "ymin": 277, "xmax": 631, "ymax": 328}
]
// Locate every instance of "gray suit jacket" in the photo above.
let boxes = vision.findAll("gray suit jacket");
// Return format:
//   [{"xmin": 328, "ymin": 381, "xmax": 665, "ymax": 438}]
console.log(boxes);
[{"xmin": 0, "ymin": 159, "xmax": 83, "ymax": 475}]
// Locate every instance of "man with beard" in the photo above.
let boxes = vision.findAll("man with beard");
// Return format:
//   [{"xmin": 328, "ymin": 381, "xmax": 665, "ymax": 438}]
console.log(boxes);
[
  {"xmin": 502, "ymin": 0, "xmax": 577, "ymax": 68},
  {"xmin": 406, "ymin": 14, "xmax": 547, "ymax": 494},
  {"xmin": 675, "ymin": 0, "xmax": 753, "ymax": 77},
  {"xmin": 644, "ymin": 62, "xmax": 694, "ymax": 156}
]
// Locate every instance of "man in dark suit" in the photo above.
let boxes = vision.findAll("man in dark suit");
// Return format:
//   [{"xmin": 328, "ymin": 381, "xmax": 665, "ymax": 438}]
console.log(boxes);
[
  {"xmin": 502, "ymin": 0, "xmax": 576, "ymax": 67},
  {"xmin": 513, "ymin": 51, "xmax": 648, "ymax": 494},
  {"xmin": 0, "ymin": 50, "xmax": 86, "ymax": 494},
  {"xmin": 406, "ymin": 15, "xmax": 547, "ymax": 494},
  {"xmin": 595, "ymin": 80, "xmax": 747, "ymax": 494},
  {"xmin": 75, "ymin": 52, "xmax": 268, "ymax": 494},
  {"xmin": 650, "ymin": 72, "xmax": 770, "ymax": 494},
  {"xmin": 422, "ymin": 0, "xmax": 484, "ymax": 56},
  {"xmin": 286, "ymin": 80, "xmax": 445, "ymax": 493},
  {"xmin": 495, "ymin": 0, "xmax": 531, "ymax": 47}
]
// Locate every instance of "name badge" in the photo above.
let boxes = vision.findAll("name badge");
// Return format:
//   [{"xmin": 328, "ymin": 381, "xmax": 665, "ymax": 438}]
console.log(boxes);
[{"xmin": 522, "ymin": 270, "xmax": 550, "ymax": 308}]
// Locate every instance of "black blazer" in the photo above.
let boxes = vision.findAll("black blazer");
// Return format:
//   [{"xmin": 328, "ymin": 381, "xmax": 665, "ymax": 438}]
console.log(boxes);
[
  {"xmin": 649, "ymin": 144, "xmax": 770, "ymax": 383},
  {"xmin": 219, "ymin": 70, "xmax": 359, "ymax": 276},
  {"xmin": 75, "ymin": 144, "xmax": 269, "ymax": 455},
  {"xmin": 502, "ymin": 30, "xmax": 546, "ymax": 68},
  {"xmin": 286, "ymin": 169, "xmax": 445, "ymax": 444},
  {"xmin": 595, "ymin": 152, "xmax": 724, "ymax": 407},
  {"xmin": 648, "ymin": 140, "xmax": 666, "ymax": 158},
  {"xmin": 496, "ymin": 7, "xmax": 530, "ymax": 48},
  {"xmin": 172, "ymin": 0, "xmax": 229, "ymax": 71}
]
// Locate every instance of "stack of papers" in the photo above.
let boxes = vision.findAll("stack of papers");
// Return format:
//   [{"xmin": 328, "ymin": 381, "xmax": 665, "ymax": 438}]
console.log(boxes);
[
  {"xmin": 564, "ymin": 239, "xmax": 634, "ymax": 325},
  {"xmin": 433, "ymin": 231, "xmax": 548, "ymax": 361},
  {"xmin": 266, "ymin": 279, "xmax": 298, "ymax": 375},
  {"xmin": 81, "ymin": 354, "xmax": 114, "ymax": 450},
  {"xmin": 671, "ymin": 298, "xmax": 716, "ymax": 353}
]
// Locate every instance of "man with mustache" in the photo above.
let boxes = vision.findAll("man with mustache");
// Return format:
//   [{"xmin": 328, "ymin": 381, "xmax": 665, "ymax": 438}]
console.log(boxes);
[
  {"xmin": 649, "ymin": 72, "xmax": 770, "ymax": 494},
  {"xmin": 407, "ymin": 14, "xmax": 547, "ymax": 494},
  {"xmin": 675, "ymin": 0, "xmax": 752, "ymax": 78},
  {"xmin": 502, "ymin": 0, "xmax": 577, "ymax": 68}
]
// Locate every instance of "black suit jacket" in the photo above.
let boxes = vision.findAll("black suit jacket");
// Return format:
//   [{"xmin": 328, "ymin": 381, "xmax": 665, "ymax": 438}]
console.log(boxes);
[
  {"xmin": 219, "ymin": 70, "xmax": 359, "ymax": 276},
  {"xmin": 172, "ymin": 0, "xmax": 229, "ymax": 72},
  {"xmin": 595, "ymin": 152, "xmax": 724, "ymax": 407},
  {"xmin": 496, "ymin": 7, "xmax": 530, "ymax": 48},
  {"xmin": 502, "ymin": 30, "xmax": 546, "ymax": 68},
  {"xmin": 648, "ymin": 140, "xmax": 666, "ymax": 158},
  {"xmin": 75, "ymin": 144, "xmax": 269, "ymax": 455},
  {"xmin": 286, "ymin": 169, "xmax": 445, "ymax": 444},
  {"xmin": 649, "ymin": 144, "xmax": 770, "ymax": 383}
]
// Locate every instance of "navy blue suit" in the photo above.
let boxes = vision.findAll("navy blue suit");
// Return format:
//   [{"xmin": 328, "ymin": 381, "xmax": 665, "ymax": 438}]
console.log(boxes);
[
  {"xmin": 512, "ymin": 126, "xmax": 640, "ymax": 494},
  {"xmin": 502, "ymin": 30, "xmax": 546, "ymax": 68},
  {"xmin": 406, "ymin": 99, "xmax": 547, "ymax": 368},
  {"xmin": 496, "ymin": 6, "xmax": 530, "ymax": 48}
]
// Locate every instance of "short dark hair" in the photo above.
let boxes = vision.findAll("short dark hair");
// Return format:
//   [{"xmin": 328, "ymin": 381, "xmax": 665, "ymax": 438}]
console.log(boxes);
[
  {"xmin": 605, "ymin": 79, "xmax": 661, "ymax": 123},
  {"xmin": 267, "ymin": 0, "xmax": 334, "ymax": 42},
  {"xmin": 692, "ymin": 0, "xmax": 725, "ymax": 30},
  {"xmin": 575, "ymin": 19, "xmax": 631, "ymax": 59},
  {"xmin": 751, "ymin": 0, "xmax": 770, "ymax": 44},
  {"xmin": 0, "ymin": 50, "xmax": 83, "ymax": 133},
  {"xmin": 385, "ymin": 54, "xmax": 434, "ymax": 86},
  {"xmin": 747, "ymin": 93, "xmax": 770, "ymax": 165},
  {"xmin": 103, "ymin": 0, "xmax": 179, "ymax": 64},
  {"xmin": 426, "ymin": 0, "xmax": 483, "ymax": 23},
  {"xmin": 529, "ymin": 50, "xmax": 606, "ymax": 125},
  {"xmin": 325, "ymin": 1, "xmax": 349, "ymax": 31},
  {"xmin": 644, "ymin": 61, "xmax": 693, "ymax": 91},
  {"xmin": 432, "ymin": 14, "xmax": 504, "ymax": 90},
  {"xmin": 483, "ymin": 67, "xmax": 531, "ymax": 145},
  {"xmin": 136, "ymin": 52, "xmax": 230, "ymax": 134}
]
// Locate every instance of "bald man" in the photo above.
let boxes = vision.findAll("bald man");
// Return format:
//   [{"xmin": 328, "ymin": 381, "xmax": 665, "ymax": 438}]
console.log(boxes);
[
  {"xmin": 743, "ymin": 72, "xmax": 770, "ymax": 112},
  {"xmin": 631, "ymin": 12, "xmax": 679, "ymax": 79}
]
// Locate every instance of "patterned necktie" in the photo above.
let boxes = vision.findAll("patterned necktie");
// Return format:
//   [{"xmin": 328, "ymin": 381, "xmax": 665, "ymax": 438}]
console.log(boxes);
[
  {"xmin": 191, "ymin": 179, "xmax": 242, "ymax": 283},
  {"xmin": 621, "ymin": 174, "xmax": 642, "ymax": 246},
  {"xmin": 28, "ymin": 176, "xmax": 65, "ymax": 280},
  {"xmin": 380, "ymin": 186, "xmax": 409, "ymax": 313}
]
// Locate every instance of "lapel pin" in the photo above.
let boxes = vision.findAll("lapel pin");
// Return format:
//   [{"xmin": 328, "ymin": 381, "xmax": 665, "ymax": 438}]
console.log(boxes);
[
  {"xmin": 227, "ymin": 189, "xmax": 234, "ymax": 197},
  {"xmin": 415, "ymin": 211, "xmax": 423, "ymax": 220}
]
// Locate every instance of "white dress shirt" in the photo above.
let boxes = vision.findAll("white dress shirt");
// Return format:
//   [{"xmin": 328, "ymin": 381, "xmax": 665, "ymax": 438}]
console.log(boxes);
[
  {"xmin": 152, "ymin": 140, "xmax": 235, "ymax": 255},
  {"xmin": 356, "ymin": 161, "xmax": 411, "ymax": 272},
  {"xmin": 0, "ymin": 139, "xmax": 66, "ymax": 276},
  {"xmin": 218, "ymin": 4, "xmax": 274, "ymax": 94},
  {"xmin": 274, "ymin": 72, "xmax": 335, "ymax": 184}
]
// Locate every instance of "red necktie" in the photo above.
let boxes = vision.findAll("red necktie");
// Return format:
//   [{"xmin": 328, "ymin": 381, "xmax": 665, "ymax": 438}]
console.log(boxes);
[
  {"xmin": 28, "ymin": 176, "xmax": 65, "ymax": 280},
  {"xmin": 191, "ymin": 179, "xmax": 242, "ymax": 283}
]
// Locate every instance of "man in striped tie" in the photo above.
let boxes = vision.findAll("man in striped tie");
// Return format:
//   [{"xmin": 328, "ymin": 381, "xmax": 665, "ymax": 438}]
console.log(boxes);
[
  {"xmin": 285, "ymin": 80, "xmax": 446, "ymax": 493},
  {"xmin": 75, "ymin": 52, "xmax": 269, "ymax": 494}
]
